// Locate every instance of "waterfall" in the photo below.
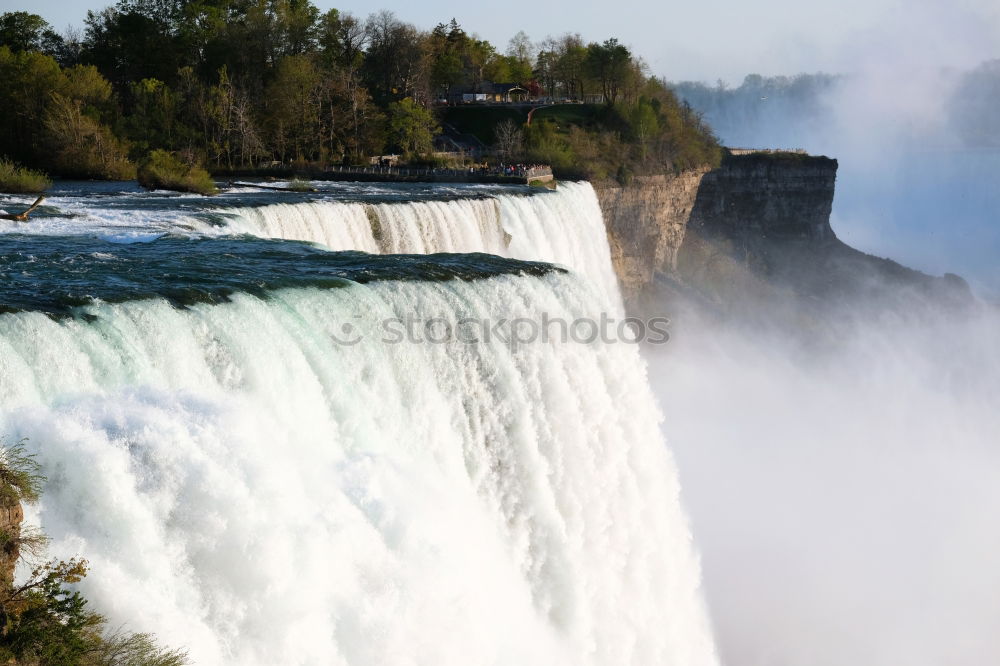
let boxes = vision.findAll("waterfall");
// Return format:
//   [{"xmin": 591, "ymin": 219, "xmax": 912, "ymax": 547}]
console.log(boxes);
[
  {"xmin": 0, "ymin": 178, "xmax": 719, "ymax": 664},
  {"xmin": 0, "ymin": 271, "xmax": 717, "ymax": 666},
  {"xmin": 220, "ymin": 182, "xmax": 621, "ymax": 308},
  {"xmin": 219, "ymin": 200, "xmax": 381, "ymax": 254}
]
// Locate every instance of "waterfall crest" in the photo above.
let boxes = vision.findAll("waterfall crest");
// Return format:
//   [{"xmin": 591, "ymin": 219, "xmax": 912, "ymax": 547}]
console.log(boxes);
[{"xmin": 221, "ymin": 182, "xmax": 621, "ymax": 308}]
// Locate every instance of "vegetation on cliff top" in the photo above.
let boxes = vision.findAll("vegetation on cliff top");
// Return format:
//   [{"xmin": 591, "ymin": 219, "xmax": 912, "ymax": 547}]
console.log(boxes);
[
  {"xmin": 442, "ymin": 93, "xmax": 720, "ymax": 182},
  {"xmin": 722, "ymin": 150, "xmax": 836, "ymax": 165},
  {"xmin": 530, "ymin": 95, "xmax": 720, "ymax": 180},
  {"xmin": 0, "ymin": 439, "xmax": 189, "ymax": 665},
  {"xmin": 0, "ymin": 5, "xmax": 719, "ymax": 181}
]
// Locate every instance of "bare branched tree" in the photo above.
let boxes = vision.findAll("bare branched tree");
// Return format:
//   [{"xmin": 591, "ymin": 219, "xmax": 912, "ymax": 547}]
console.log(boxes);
[{"xmin": 494, "ymin": 119, "xmax": 524, "ymax": 160}]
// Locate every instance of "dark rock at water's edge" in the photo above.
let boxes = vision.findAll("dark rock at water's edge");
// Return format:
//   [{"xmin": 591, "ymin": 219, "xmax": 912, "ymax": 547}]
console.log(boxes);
[{"xmin": 0, "ymin": 502, "xmax": 23, "ymax": 589}]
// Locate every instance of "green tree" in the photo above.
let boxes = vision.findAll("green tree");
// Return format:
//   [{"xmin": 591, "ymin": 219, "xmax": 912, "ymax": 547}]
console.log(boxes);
[
  {"xmin": 387, "ymin": 97, "xmax": 439, "ymax": 157},
  {"xmin": 125, "ymin": 78, "xmax": 180, "ymax": 156},
  {"xmin": 0, "ymin": 11, "xmax": 63, "ymax": 56},
  {"xmin": 63, "ymin": 64, "xmax": 115, "ymax": 116},
  {"xmin": 585, "ymin": 38, "xmax": 632, "ymax": 104},
  {"xmin": 0, "ymin": 7, "xmax": 722, "ymax": 177},
  {"xmin": 362, "ymin": 11, "xmax": 425, "ymax": 105},
  {"xmin": 556, "ymin": 35, "xmax": 589, "ymax": 99},
  {"xmin": 0, "ymin": 46, "xmax": 65, "ymax": 164},
  {"xmin": 47, "ymin": 62, "xmax": 133, "ymax": 179},
  {"xmin": 44, "ymin": 92, "xmax": 136, "ymax": 179},
  {"xmin": 627, "ymin": 98, "xmax": 659, "ymax": 156},
  {"xmin": 275, "ymin": 0, "xmax": 320, "ymax": 56},
  {"xmin": 426, "ymin": 19, "xmax": 496, "ymax": 97},
  {"xmin": 317, "ymin": 8, "xmax": 365, "ymax": 71},
  {"xmin": 265, "ymin": 54, "xmax": 323, "ymax": 162},
  {"xmin": 523, "ymin": 118, "xmax": 573, "ymax": 168},
  {"xmin": 315, "ymin": 9, "xmax": 376, "ymax": 161},
  {"xmin": 431, "ymin": 51, "xmax": 462, "ymax": 98},
  {"xmin": 505, "ymin": 30, "xmax": 534, "ymax": 69},
  {"xmin": 81, "ymin": 1, "xmax": 186, "ymax": 89}
]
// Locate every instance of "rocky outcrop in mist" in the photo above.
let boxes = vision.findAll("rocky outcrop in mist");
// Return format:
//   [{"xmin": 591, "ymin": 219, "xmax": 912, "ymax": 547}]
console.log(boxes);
[{"xmin": 595, "ymin": 152, "xmax": 973, "ymax": 324}]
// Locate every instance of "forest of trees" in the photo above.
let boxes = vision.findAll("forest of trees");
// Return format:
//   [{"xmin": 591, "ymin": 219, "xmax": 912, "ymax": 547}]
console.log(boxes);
[{"xmin": 0, "ymin": 1, "xmax": 720, "ymax": 184}]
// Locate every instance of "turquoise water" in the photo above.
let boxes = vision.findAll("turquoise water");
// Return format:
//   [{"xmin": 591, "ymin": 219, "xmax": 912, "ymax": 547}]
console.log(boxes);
[{"xmin": 0, "ymin": 233, "xmax": 557, "ymax": 314}]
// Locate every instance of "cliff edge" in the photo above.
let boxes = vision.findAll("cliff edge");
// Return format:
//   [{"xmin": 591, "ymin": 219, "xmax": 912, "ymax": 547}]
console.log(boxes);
[{"xmin": 595, "ymin": 152, "xmax": 973, "ymax": 324}]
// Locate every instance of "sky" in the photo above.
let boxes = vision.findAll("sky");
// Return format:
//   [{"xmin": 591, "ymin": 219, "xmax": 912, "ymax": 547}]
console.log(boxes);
[{"xmin": 10, "ymin": 0, "xmax": 1000, "ymax": 82}]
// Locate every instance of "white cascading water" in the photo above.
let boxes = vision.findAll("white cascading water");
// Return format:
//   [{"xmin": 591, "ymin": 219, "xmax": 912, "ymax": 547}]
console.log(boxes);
[
  {"xmin": 219, "ymin": 200, "xmax": 381, "ymax": 254},
  {"xmin": 0, "ymin": 271, "xmax": 717, "ymax": 665},
  {"xmin": 0, "ymin": 182, "xmax": 719, "ymax": 663},
  {"xmin": 221, "ymin": 182, "xmax": 622, "ymax": 308}
]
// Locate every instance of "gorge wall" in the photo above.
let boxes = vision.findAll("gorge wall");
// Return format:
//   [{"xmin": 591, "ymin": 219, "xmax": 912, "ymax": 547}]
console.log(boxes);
[
  {"xmin": 595, "ymin": 153, "xmax": 971, "ymax": 318},
  {"xmin": 594, "ymin": 168, "xmax": 710, "ymax": 295},
  {"xmin": 682, "ymin": 153, "xmax": 837, "ymax": 243}
]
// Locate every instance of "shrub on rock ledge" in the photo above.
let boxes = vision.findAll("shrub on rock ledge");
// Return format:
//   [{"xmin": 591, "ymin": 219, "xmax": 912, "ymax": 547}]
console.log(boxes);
[
  {"xmin": 137, "ymin": 150, "xmax": 218, "ymax": 195},
  {"xmin": 0, "ymin": 160, "xmax": 51, "ymax": 194}
]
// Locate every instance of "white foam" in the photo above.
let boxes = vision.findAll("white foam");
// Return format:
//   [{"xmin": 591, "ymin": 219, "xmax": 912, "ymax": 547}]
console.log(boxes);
[{"xmin": 0, "ymin": 274, "xmax": 717, "ymax": 665}]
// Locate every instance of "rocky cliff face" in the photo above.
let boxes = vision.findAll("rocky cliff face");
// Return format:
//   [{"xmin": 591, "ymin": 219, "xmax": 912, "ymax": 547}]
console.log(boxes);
[
  {"xmin": 0, "ymin": 501, "xmax": 23, "ymax": 589},
  {"xmin": 595, "ymin": 152, "xmax": 971, "ymax": 321},
  {"xmin": 684, "ymin": 153, "xmax": 837, "ymax": 243},
  {"xmin": 595, "ymin": 169, "xmax": 708, "ymax": 294}
]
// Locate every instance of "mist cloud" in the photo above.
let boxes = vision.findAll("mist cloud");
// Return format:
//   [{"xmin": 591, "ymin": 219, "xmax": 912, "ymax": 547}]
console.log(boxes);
[
  {"xmin": 662, "ymin": 8, "xmax": 1000, "ymax": 654},
  {"xmin": 649, "ymin": 304, "xmax": 1000, "ymax": 666}
]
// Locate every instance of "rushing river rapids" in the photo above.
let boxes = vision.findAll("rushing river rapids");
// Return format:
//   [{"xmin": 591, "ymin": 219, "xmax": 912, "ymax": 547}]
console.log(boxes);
[{"xmin": 0, "ymin": 182, "xmax": 718, "ymax": 665}]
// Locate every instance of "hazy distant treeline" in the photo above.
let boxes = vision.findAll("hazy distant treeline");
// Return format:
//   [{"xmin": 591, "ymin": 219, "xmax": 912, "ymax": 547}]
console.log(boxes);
[
  {"xmin": 672, "ymin": 67, "xmax": 1000, "ymax": 150},
  {"xmin": 0, "ymin": 2, "xmax": 719, "ymax": 181},
  {"xmin": 670, "ymin": 74, "xmax": 841, "ymax": 148}
]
